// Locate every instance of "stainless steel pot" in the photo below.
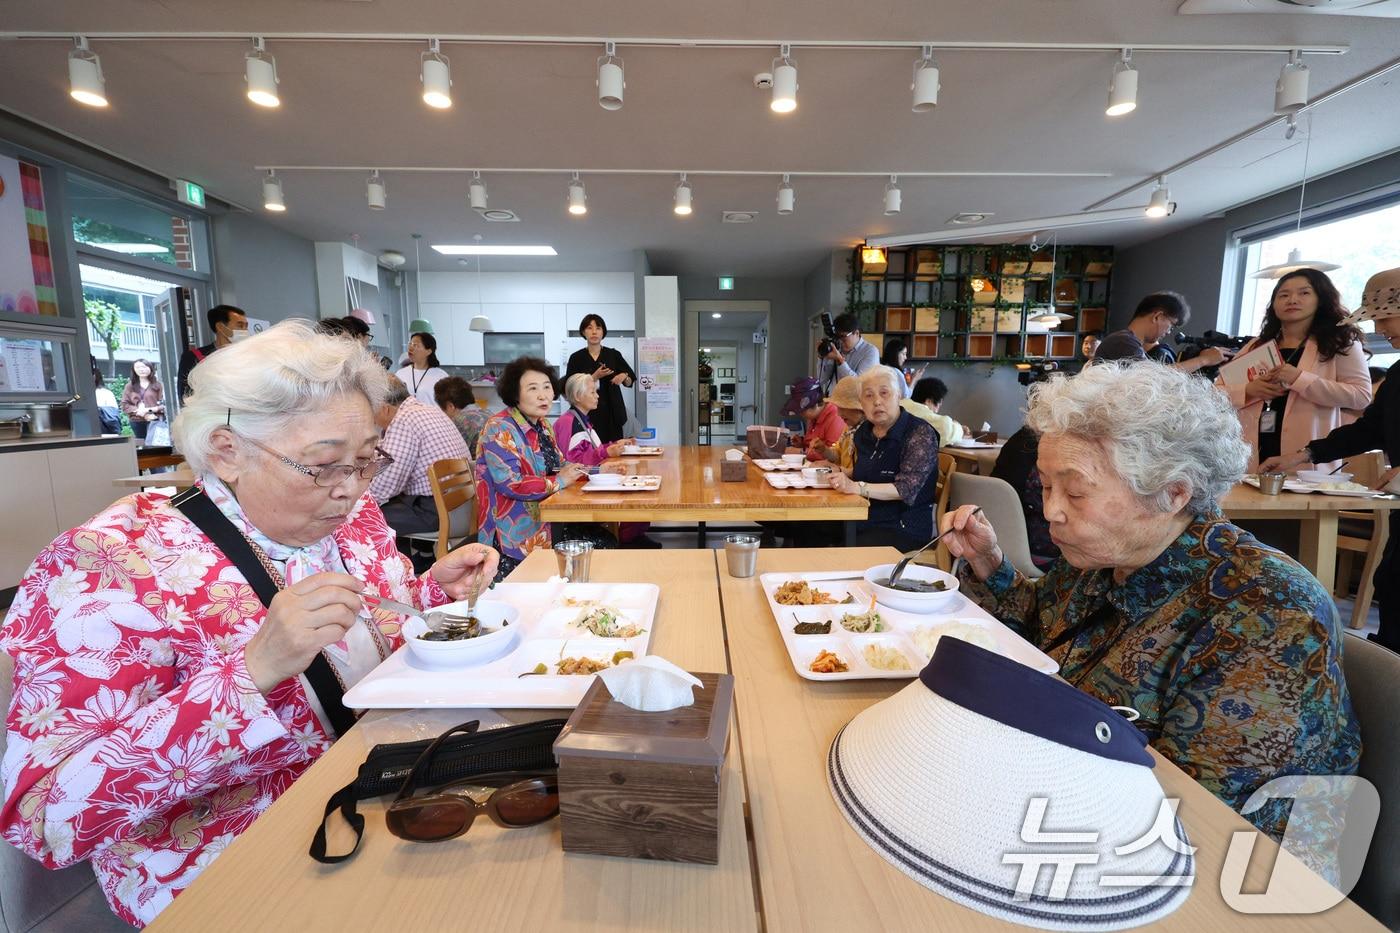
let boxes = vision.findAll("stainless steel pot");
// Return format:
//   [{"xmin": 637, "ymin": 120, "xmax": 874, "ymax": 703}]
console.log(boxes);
[
  {"xmin": 0, "ymin": 418, "xmax": 23, "ymax": 441},
  {"xmin": 23, "ymin": 396, "xmax": 78, "ymax": 437}
]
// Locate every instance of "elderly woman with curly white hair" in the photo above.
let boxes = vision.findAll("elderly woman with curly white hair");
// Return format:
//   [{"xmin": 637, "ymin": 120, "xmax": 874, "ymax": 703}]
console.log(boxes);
[
  {"xmin": 0, "ymin": 320, "xmax": 498, "ymax": 926},
  {"xmin": 940, "ymin": 363, "xmax": 1359, "ymax": 879}
]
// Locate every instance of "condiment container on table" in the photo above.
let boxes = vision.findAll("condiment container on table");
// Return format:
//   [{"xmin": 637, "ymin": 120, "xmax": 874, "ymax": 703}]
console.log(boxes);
[{"xmin": 552, "ymin": 672, "xmax": 734, "ymax": 864}]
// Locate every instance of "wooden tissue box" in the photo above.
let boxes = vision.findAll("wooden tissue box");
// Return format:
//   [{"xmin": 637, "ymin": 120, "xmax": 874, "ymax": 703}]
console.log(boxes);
[
  {"xmin": 720, "ymin": 459, "xmax": 747, "ymax": 482},
  {"xmin": 553, "ymin": 672, "xmax": 734, "ymax": 864}
]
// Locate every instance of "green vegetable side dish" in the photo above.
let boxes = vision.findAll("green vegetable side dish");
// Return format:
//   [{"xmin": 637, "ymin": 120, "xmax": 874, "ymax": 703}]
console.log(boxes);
[
  {"xmin": 574, "ymin": 606, "xmax": 646, "ymax": 638},
  {"xmin": 838, "ymin": 609, "xmax": 884, "ymax": 633},
  {"xmin": 612, "ymin": 650, "xmax": 635, "ymax": 665},
  {"xmin": 792, "ymin": 620, "xmax": 832, "ymax": 635}
]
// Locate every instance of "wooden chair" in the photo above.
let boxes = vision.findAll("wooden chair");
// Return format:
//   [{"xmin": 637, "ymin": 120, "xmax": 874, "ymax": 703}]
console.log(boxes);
[
  {"xmin": 931, "ymin": 452, "xmax": 957, "ymax": 571},
  {"xmin": 402, "ymin": 458, "xmax": 478, "ymax": 561},
  {"xmin": 1336, "ymin": 451, "xmax": 1389, "ymax": 629}
]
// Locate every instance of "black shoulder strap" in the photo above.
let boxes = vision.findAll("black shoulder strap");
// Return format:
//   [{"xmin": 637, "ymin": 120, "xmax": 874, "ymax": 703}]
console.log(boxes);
[{"xmin": 172, "ymin": 486, "xmax": 359, "ymax": 738}]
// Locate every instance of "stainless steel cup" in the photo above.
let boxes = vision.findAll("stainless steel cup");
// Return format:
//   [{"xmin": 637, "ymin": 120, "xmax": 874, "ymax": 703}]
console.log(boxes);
[
  {"xmin": 554, "ymin": 540, "xmax": 594, "ymax": 582},
  {"xmin": 724, "ymin": 533, "xmax": 760, "ymax": 578},
  {"xmin": 1258, "ymin": 472, "xmax": 1286, "ymax": 496}
]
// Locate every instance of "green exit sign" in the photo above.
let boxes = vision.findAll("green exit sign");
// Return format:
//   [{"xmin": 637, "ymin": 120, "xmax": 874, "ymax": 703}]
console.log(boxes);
[
  {"xmin": 718, "ymin": 276, "xmax": 734, "ymax": 291},
  {"xmin": 176, "ymin": 179, "xmax": 206, "ymax": 209}
]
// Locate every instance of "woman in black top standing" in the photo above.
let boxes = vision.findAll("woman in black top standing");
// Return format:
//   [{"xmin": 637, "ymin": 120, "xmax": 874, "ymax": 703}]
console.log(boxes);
[{"xmin": 565, "ymin": 314, "xmax": 636, "ymax": 443}]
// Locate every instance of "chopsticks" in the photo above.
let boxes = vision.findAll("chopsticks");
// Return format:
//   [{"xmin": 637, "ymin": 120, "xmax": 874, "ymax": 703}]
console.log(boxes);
[{"xmin": 1329, "ymin": 460, "xmax": 1351, "ymax": 475}]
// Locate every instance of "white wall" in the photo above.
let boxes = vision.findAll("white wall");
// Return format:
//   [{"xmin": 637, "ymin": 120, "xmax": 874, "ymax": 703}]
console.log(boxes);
[
  {"xmin": 642, "ymin": 276, "xmax": 680, "ymax": 446},
  {"xmin": 411, "ymin": 271, "xmax": 635, "ymax": 370}
]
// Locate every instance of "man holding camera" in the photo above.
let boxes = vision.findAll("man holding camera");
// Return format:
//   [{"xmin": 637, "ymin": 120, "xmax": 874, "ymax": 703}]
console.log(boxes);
[
  {"xmin": 818, "ymin": 313, "xmax": 880, "ymax": 395},
  {"xmin": 1095, "ymin": 291, "xmax": 1232, "ymax": 374}
]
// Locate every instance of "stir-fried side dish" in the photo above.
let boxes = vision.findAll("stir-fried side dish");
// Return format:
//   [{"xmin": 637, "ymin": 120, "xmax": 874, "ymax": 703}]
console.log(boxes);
[
  {"xmin": 838, "ymin": 609, "xmax": 884, "ymax": 633},
  {"xmin": 775, "ymin": 580, "xmax": 838, "ymax": 605},
  {"xmin": 574, "ymin": 606, "xmax": 646, "ymax": 638},
  {"xmin": 556, "ymin": 656, "xmax": 612, "ymax": 675},
  {"xmin": 862, "ymin": 643, "xmax": 911, "ymax": 671},
  {"xmin": 792, "ymin": 620, "xmax": 832, "ymax": 635},
  {"xmin": 808, "ymin": 650, "xmax": 849, "ymax": 674}
]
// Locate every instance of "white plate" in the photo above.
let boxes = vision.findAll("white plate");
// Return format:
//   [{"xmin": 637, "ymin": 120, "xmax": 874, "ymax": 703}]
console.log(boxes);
[
  {"xmin": 950, "ymin": 441, "xmax": 1002, "ymax": 449},
  {"xmin": 759, "ymin": 571, "xmax": 1057, "ymax": 681},
  {"xmin": 582, "ymin": 475, "xmax": 661, "ymax": 492},
  {"xmin": 751, "ymin": 458, "xmax": 807, "ymax": 472},
  {"xmin": 343, "ymin": 581, "xmax": 660, "ymax": 709},
  {"xmin": 1314, "ymin": 487, "xmax": 1386, "ymax": 498},
  {"xmin": 764, "ymin": 473, "xmax": 830, "ymax": 489},
  {"xmin": 620, "ymin": 445, "xmax": 664, "ymax": 456}
]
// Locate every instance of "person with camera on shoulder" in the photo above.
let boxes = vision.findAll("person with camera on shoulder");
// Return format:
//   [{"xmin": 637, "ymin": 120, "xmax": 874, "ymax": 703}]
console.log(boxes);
[{"xmin": 817, "ymin": 312, "xmax": 879, "ymax": 396}]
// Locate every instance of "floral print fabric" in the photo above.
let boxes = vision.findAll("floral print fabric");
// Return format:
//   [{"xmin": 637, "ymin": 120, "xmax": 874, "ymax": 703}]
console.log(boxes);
[
  {"xmin": 0, "ymin": 490, "xmax": 449, "ymax": 926},
  {"xmin": 958, "ymin": 515, "xmax": 1361, "ymax": 878}
]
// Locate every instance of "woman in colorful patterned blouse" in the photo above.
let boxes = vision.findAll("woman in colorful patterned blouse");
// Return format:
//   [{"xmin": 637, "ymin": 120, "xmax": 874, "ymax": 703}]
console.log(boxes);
[
  {"xmin": 939, "ymin": 362, "xmax": 1360, "ymax": 881},
  {"xmin": 475, "ymin": 357, "xmax": 589, "ymax": 578},
  {"xmin": 827, "ymin": 366, "xmax": 940, "ymax": 548},
  {"xmin": 0, "ymin": 321, "xmax": 499, "ymax": 926}
]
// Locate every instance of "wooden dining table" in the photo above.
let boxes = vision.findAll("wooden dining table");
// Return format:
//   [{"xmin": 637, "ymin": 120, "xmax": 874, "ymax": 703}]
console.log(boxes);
[
  {"xmin": 1219, "ymin": 483, "xmax": 1400, "ymax": 592},
  {"xmin": 145, "ymin": 549, "xmax": 759, "ymax": 933},
  {"xmin": 539, "ymin": 445, "xmax": 868, "ymax": 545}
]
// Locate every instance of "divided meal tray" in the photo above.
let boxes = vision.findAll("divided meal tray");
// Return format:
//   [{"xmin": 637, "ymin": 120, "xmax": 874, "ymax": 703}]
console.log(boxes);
[
  {"xmin": 620, "ymin": 445, "xmax": 664, "ymax": 456},
  {"xmin": 758, "ymin": 572, "xmax": 1058, "ymax": 682},
  {"xmin": 1242, "ymin": 474, "xmax": 1390, "ymax": 498},
  {"xmin": 582, "ymin": 475, "xmax": 662, "ymax": 492},
  {"xmin": 343, "ymin": 581, "xmax": 660, "ymax": 709}
]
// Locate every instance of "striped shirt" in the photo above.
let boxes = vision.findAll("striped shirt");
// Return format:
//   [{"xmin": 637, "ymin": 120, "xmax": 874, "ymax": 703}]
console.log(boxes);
[{"xmin": 370, "ymin": 396, "xmax": 469, "ymax": 501}]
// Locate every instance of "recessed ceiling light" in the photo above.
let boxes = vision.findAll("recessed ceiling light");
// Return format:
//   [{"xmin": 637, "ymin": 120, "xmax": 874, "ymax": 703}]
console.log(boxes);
[
  {"xmin": 245, "ymin": 38, "xmax": 280, "ymax": 108},
  {"xmin": 949, "ymin": 212, "xmax": 994, "ymax": 225},
  {"xmin": 68, "ymin": 37, "xmax": 107, "ymax": 107},
  {"xmin": 421, "ymin": 39, "xmax": 452, "ymax": 109},
  {"xmin": 431, "ymin": 244, "xmax": 557, "ymax": 256},
  {"xmin": 722, "ymin": 211, "xmax": 758, "ymax": 223},
  {"xmin": 476, "ymin": 208, "xmax": 520, "ymax": 222}
]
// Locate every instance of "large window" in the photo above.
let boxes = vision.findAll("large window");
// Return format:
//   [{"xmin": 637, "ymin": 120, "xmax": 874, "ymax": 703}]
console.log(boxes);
[
  {"xmin": 1236, "ymin": 196, "xmax": 1400, "ymax": 367},
  {"xmin": 68, "ymin": 175, "xmax": 210, "ymax": 272}
]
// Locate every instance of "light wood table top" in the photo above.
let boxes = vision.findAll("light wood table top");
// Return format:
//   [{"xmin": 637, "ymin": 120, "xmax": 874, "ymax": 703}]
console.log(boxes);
[
  {"xmin": 112, "ymin": 466, "xmax": 196, "ymax": 489},
  {"xmin": 539, "ymin": 445, "xmax": 868, "ymax": 523},
  {"xmin": 719, "ymin": 546, "xmax": 1381, "ymax": 932},
  {"xmin": 1223, "ymin": 482, "xmax": 1400, "ymax": 513},
  {"xmin": 147, "ymin": 549, "xmax": 758, "ymax": 933},
  {"xmin": 944, "ymin": 442, "xmax": 1004, "ymax": 475}
]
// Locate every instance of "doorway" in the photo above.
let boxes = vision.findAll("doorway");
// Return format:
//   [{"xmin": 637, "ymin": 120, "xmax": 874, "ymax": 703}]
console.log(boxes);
[{"xmin": 683, "ymin": 300, "xmax": 768, "ymax": 446}]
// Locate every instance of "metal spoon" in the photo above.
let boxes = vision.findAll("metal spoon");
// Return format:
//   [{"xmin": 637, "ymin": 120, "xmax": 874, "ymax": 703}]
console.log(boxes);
[{"xmin": 887, "ymin": 507, "xmax": 982, "ymax": 586}]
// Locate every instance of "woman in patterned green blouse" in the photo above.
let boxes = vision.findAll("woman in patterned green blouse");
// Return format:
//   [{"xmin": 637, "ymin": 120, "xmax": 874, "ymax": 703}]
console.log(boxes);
[{"xmin": 940, "ymin": 362, "xmax": 1360, "ymax": 881}]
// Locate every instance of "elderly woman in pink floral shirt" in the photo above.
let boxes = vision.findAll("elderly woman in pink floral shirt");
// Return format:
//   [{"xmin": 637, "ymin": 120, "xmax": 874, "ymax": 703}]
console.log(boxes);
[{"xmin": 0, "ymin": 321, "xmax": 497, "ymax": 926}]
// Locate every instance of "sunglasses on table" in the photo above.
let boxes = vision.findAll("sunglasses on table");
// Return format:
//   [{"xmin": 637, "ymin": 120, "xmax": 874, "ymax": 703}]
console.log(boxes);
[{"xmin": 385, "ymin": 720, "xmax": 560, "ymax": 842}]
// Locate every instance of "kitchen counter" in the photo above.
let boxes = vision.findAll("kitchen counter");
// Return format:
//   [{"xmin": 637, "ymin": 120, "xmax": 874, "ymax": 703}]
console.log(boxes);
[{"xmin": 0, "ymin": 433, "xmax": 130, "ymax": 453}]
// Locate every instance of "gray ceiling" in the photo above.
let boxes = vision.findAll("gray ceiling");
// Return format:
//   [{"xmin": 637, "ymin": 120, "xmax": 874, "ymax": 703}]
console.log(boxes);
[{"xmin": 2, "ymin": 0, "xmax": 1399, "ymax": 278}]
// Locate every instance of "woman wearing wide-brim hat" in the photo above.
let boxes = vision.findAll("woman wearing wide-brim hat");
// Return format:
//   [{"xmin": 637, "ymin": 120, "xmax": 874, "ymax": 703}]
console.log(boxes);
[{"xmin": 1264, "ymin": 266, "xmax": 1400, "ymax": 650}]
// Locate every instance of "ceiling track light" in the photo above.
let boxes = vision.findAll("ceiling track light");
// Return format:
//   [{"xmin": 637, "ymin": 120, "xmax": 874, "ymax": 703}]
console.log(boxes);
[
  {"xmin": 68, "ymin": 36, "xmax": 107, "ymax": 107},
  {"xmin": 245, "ymin": 37, "xmax": 280, "ymax": 108},
  {"xmin": 262, "ymin": 169, "xmax": 285, "ymax": 212},
  {"xmin": 468, "ymin": 170, "xmax": 488, "ymax": 210},
  {"xmin": 911, "ymin": 45, "xmax": 940, "ymax": 112},
  {"xmin": 1145, "ymin": 177, "xmax": 1171, "ymax": 218},
  {"xmin": 597, "ymin": 40, "xmax": 624, "ymax": 111},
  {"xmin": 884, "ymin": 175, "xmax": 902, "ymax": 215},
  {"xmin": 568, "ymin": 172, "xmax": 587, "ymax": 215},
  {"xmin": 421, "ymin": 38, "xmax": 453, "ymax": 109},
  {"xmin": 770, "ymin": 43, "xmax": 797, "ymax": 113},
  {"xmin": 1106, "ymin": 48, "xmax": 1137, "ymax": 117},
  {"xmin": 1275, "ymin": 49, "xmax": 1308, "ymax": 115},
  {"xmin": 776, "ymin": 174, "xmax": 794, "ymax": 215},
  {"xmin": 366, "ymin": 170, "xmax": 386, "ymax": 210},
  {"xmin": 674, "ymin": 173, "xmax": 693, "ymax": 216}
]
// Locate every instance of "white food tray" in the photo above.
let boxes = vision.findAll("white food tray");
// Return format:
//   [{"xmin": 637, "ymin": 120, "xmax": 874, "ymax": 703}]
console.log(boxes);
[
  {"xmin": 343, "ymin": 581, "xmax": 660, "ymax": 709},
  {"xmin": 582, "ymin": 475, "xmax": 662, "ymax": 492},
  {"xmin": 752, "ymin": 458, "xmax": 810, "ymax": 471},
  {"xmin": 758, "ymin": 571, "xmax": 1058, "ymax": 681},
  {"xmin": 1243, "ymin": 474, "xmax": 1390, "ymax": 498},
  {"xmin": 763, "ymin": 472, "xmax": 832, "ymax": 489},
  {"xmin": 620, "ymin": 445, "xmax": 664, "ymax": 456}
]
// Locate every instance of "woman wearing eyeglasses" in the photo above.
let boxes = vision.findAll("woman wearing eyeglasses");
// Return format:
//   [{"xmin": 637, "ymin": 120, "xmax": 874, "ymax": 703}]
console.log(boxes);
[{"xmin": 0, "ymin": 320, "xmax": 498, "ymax": 927}]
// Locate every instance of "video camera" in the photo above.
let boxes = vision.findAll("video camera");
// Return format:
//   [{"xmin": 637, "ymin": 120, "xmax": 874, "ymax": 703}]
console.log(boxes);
[
  {"xmin": 1016, "ymin": 360, "xmax": 1059, "ymax": 387},
  {"xmin": 817, "ymin": 312, "xmax": 838, "ymax": 358},
  {"xmin": 1174, "ymin": 330, "xmax": 1253, "ymax": 379}
]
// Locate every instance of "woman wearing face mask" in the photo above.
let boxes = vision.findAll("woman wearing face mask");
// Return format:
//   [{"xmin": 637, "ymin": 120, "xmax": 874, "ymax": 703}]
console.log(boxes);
[
  {"xmin": 120, "ymin": 358, "xmax": 165, "ymax": 445},
  {"xmin": 395, "ymin": 332, "xmax": 450, "ymax": 407},
  {"xmin": 564, "ymin": 314, "xmax": 636, "ymax": 443},
  {"xmin": 1218, "ymin": 269, "xmax": 1370, "ymax": 471},
  {"xmin": 475, "ymin": 357, "xmax": 592, "ymax": 579}
]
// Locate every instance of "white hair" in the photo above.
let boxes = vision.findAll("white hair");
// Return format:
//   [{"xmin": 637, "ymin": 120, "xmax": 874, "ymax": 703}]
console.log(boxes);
[
  {"xmin": 1026, "ymin": 362, "xmax": 1249, "ymax": 515},
  {"xmin": 859, "ymin": 365, "xmax": 905, "ymax": 397},
  {"xmin": 173, "ymin": 319, "xmax": 390, "ymax": 474},
  {"xmin": 564, "ymin": 372, "xmax": 596, "ymax": 405}
]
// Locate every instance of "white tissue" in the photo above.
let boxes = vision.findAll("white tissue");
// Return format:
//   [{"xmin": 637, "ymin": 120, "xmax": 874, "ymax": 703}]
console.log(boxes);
[
  {"xmin": 598, "ymin": 656, "xmax": 703, "ymax": 711},
  {"xmin": 725, "ymin": 448, "xmax": 743, "ymax": 461},
  {"xmin": 981, "ymin": 421, "xmax": 992, "ymax": 432}
]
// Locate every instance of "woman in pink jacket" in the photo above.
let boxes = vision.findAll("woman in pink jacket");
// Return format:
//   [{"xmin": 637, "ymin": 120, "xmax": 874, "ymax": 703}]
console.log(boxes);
[{"xmin": 1220, "ymin": 269, "xmax": 1371, "ymax": 471}]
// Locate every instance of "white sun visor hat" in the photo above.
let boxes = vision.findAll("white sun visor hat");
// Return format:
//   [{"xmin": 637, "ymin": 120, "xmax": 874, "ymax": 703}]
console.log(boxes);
[
  {"xmin": 1346, "ymin": 267, "xmax": 1400, "ymax": 324},
  {"xmin": 828, "ymin": 637, "xmax": 1194, "ymax": 931}
]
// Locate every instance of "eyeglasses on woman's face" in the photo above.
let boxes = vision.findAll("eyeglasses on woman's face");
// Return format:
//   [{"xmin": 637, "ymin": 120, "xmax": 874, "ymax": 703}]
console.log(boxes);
[{"xmin": 244, "ymin": 435, "xmax": 393, "ymax": 488}]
